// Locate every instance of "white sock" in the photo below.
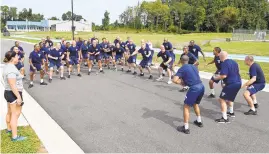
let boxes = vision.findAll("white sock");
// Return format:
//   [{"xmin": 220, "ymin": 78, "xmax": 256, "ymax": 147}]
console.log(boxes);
[
  {"xmin": 197, "ymin": 116, "xmax": 202, "ymax": 122},
  {"xmin": 162, "ymin": 70, "xmax": 165, "ymax": 74},
  {"xmin": 100, "ymin": 68, "xmax": 103, "ymax": 70},
  {"xmin": 210, "ymin": 89, "xmax": 215, "ymax": 95},
  {"xmin": 253, "ymin": 99, "xmax": 257, "ymax": 104},
  {"xmin": 251, "ymin": 107, "xmax": 256, "ymax": 111},
  {"xmin": 89, "ymin": 68, "xmax": 91, "ymax": 72},
  {"xmin": 40, "ymin": 79, "xmax": 43, "ymax": 83},
  {"xmin": 222, "ymin": 112, "xmax": 227, "ymax": 120},
  {"xmin": 184, "ymin": 123, "xmax": 189, "ymax": 129},
  {"xmin": 229, "ymin": 106, "xmax": 234, "ymax": 113},
  {"xmin": 30, "ymin": 81, "xmax": 33, "ymax": 85},
  {"xmin": 84, "ymin": 62, "xmax": 87, "ymax": 65}
]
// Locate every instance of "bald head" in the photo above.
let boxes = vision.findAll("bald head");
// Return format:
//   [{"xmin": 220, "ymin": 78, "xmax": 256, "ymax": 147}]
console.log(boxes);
[
  {"xmin": 219, "ymin": 51, "xmax": 228, "ymax": 62},
  {"xmin": 180, "ymin": 55, "xmax": 189, "ymax": 64}
]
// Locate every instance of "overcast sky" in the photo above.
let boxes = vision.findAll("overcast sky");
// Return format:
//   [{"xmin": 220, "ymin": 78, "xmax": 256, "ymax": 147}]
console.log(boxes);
[{"xmin": 1, "ymin": 0, "xmax": 153, "ymax": 24}]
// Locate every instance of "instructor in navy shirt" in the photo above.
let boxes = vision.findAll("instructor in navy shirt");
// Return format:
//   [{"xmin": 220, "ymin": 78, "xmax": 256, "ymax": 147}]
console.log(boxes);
[
  {"xmin": 242, "ymin": 56, "xmax": 265, "ymax": 115},
  {"xmin": 173, "ymin": 55, "xmax": 205, "ymax": 134},
  {"xmin": 213, "ymin": 51, "xmax": 241, "ymax": 124}
]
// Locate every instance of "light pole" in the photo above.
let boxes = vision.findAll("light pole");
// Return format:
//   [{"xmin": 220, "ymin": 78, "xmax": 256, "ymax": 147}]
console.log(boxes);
[{"xmin": 71, "ymin": 0, "xmax": 75, "ymax": 40}]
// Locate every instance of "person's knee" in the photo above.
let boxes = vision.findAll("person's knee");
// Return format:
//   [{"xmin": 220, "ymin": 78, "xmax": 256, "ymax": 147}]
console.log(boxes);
[
  {"xmin": 50, "ymin": 67, "xmax": 53, "ymax": 71},
  {"xmin": 243, "ymin": 90, "xmax": 250, "ymax": 97}
]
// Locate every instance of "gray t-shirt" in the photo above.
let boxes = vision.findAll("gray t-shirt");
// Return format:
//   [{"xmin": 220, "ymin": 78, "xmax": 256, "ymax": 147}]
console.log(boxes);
[{"xmin": 2, "ymin": 63, "xmax": 23, "ymax": 91}]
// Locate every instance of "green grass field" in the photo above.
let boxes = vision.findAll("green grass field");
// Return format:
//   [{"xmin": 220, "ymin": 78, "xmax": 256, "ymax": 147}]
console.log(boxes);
[
  {"xmin": 1, "ymin": 126, "xmax": 43, "ymax": 153},
  {"xmin": 12, "ymin": 31, "xmax": 269, "ymax": 56}
]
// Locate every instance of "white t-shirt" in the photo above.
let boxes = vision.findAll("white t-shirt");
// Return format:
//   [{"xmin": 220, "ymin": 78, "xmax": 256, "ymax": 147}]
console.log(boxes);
[{"xmin": 3, "ymin": 63, "xmax": 24, "ymax": 91}]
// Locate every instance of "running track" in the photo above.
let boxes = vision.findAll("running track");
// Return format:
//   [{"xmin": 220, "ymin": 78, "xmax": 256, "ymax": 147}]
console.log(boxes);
[{"xmin": 1, "ymin": 39, "xmax": 269, "ymax": 153}]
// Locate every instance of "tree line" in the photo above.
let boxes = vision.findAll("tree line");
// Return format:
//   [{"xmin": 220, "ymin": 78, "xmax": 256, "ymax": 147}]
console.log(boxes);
[
  {"xmin": 1, "ymin": 6, "xmax": 86, "ymax": 31},
  {"xmin": 111, "ymin": 0, "xmax": 269, "ymax": 33}
]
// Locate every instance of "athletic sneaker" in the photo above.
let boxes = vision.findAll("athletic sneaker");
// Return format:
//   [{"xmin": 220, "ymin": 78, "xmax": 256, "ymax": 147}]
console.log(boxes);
[
  {"xmin": 49, "ymin": 79, "xmax": 52, "ymax": 83},
  {"xmin": 208, "ymin": 94, "xmax": 215, "ymax": 98},
  {"xmin": 167, "ymin": 80, "xmax": 172, "ymax": 84},
  {"xmin": 133, "ymin": 71, "xmax": 137, "ymax": 75},
  {"xmin": 12, "ymin": 136, "xmax": 27, "ymax": 142},
  {"xmin": 162, "ymin": 73, "xmax": 165, "ymax": 77},
  {"xmin": 126, "ymin": 70, "xmax": 131, "ymax": 73},
  {"xmin": 68, "ymin": 75, "xmax": 71, "ymax": 78},
  {"xmin": 194, "ymin": 120, "xmax": 203, "ymax": 127},
  {"xmin": 215, "ymin": 117, "xmax": 229, "ymax": 123},
  {"xmin": 121, "ymin": 68, "xmax": 124, "ymax": 72},
  {"xmin": 177, "ymin": 126, "xmax": 190, "ymax": 134},
  {"xmin": 40, "ymin": 82, "xmax": 48, "ymax": 85},
  {"xmin": 140, "ymin": 73, "xmax": 144, "ymax": 76},
  {"xmin": 88, "ymin": 71, "xmax": 91, "ymax": 75},
  {"xmin": 77, "ymin": 74, "xmax": 82, "ymax": 77},
  {"xmin": 60, "ymin": 77, "xmax": 66, "ymax": 80},
  {"xmin": 254, "ymin": 104, "xmax": 259, "ymax": 109},
  {"xmin": 179, "ymin": 87, "xmax": 189, "ymax": 92},
  {"xmin": 28, "ymin": 84, "xmax": 34, "ymax": 89},
  {"xmin": 100, "ymin": 70, "xmax": 104, "ymax": 73},
  {"xmin": 227, "ymin": 112, "xmax": 235, "ymax": 117},
  {"xmin": 108, "ymin": 66, "xmax": 111, "ymax": 69},
  {"xmin": 244, "ymin": 109, "xmax": 257, "ymax": 115},
  {"xmin": 156, "ymin": 76, "xmax": 164, "ymax": 81},
  {"xmin": 148, "ymin": 75, "xmax": 153, "ymax": 79}
]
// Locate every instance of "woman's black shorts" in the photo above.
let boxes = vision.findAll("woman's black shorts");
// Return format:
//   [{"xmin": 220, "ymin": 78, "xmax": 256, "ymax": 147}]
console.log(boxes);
[{"xmin": 4, "ymin": 90, "xmax": 23, "ymax": 104}]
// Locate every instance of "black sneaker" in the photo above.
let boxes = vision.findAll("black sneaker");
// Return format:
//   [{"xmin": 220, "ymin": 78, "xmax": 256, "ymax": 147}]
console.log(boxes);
[
  {"xmin": 244, "ymin": 109, "xmax": 257, "ymax": 115},
  {"xmin": 208, "ymin": 94, "xmax": 215, "ymax": 98},
  {"xmin": 88, "ymin": 71, "xmax": 91, "ymax": 75},
  {"xmin": 227, "ymin": 112, "xmax": 235, "ymax": 118},
  {"xmin": 121, "ymin": 68, "xmax": 124, "ymax": 71},
  {"xmin": 177, "ymin": 126, "xmax": 190, "ymax": 134},
  {"xmin": 162, "ymin": 73, "xmax": 165, "ymax": 77},
  {"xmin": 194, "ymin": 120, "xmax": 203, "ymax": 127},
  {"xmin": 215, "ymin": 117, "xmax": 229, "ymax": 123},
  {"xmin": 68, "ymin": 75, "xmax": 71, "ymax": 78},
  {"xmin": 133, "ymin": 71, "xmax": 137, "ymax": 75},
  {"xmin": 49, "ymin": 79, "xmax": 52, "ymax": 83},
  {"xmin": 40, "ymin": 82, "xmax": 48, "ymax": 85},
  {"xmin": 108, "ymin": 66, "xmax": 110, "ymax": 69},
  {"xmin": 140, "ymin": 73, "xmax": 144, "ymax": 76},
  {"xmin": 254, "ymin": 104, "xmax": 259, "ymax": 109},
  {"xmin": 126, "ymin": 70, "xmax": 131, "ymax": 73},
  {"xmin": 60, "ymin": 77, "xmax": 66, "ymax": 80},
  {"xmin": 179, "ymin": 87, "xmax": 188, "ymax": 92},
  {"xmin": 100, "ymin": 70, "xmax": 104, "ymax": 73},
  {"xmin": 28, "ymin": 84, "xmax": 34, "ymax": 89},
  {"xmin": 148, "ymin": 75, "xmax": 153, "ymax": 79},
  {"xmin": 77, "ymin": 74, "xmax": 82, "ymax": 77}
]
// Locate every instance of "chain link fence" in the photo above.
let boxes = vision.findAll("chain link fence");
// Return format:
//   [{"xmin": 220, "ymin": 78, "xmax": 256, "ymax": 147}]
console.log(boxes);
[{"xmin": 232, "ymin": 29, "xmax": 269, "ymax": 41}]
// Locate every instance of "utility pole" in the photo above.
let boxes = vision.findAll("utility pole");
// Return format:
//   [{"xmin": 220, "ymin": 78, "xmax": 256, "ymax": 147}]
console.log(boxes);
[{"xmin": 71, "ymin": 0, "xmax": 75, "ymax": 40}]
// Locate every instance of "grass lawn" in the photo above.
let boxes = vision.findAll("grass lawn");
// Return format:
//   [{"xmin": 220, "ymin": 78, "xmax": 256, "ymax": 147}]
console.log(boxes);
[
  {"xmin": 1, "ymin": 126, "xmax": 45, "ymax": 153},
  {"xmin": 137, "ymin": 54, "xmax": 269, "ymax": 83},
  {"xmin": 10, "ymin": 31, "xmax": 269, "ymax": 56},
  {"xmin": 202, "ymin": 41, "xmax": 269, "ymax": 56}
]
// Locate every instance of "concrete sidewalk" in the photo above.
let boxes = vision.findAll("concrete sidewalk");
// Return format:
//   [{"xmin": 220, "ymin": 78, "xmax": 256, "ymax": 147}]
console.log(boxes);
[{"xmin": 0, "ymin": 64, "xmax": 84, "ymax": 154}]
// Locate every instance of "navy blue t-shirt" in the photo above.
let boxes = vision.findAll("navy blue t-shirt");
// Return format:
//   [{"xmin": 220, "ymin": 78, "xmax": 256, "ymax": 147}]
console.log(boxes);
[
  {"xmin": 41, "ymin": 47, "xmax": 50, "ymax": 56},
  {"xmin": 127, "ymin": 44, "xmax": 136, "ymax": 54},
  {"xmin": 114, "ymin": 39, "xmax": 120, "ymax": 45},
  {"xmin": 220, "ymin": 59, "xmax": 241, "ymax": 85},
  {"xmin": 188, "ymin": 45, "xmax": 201, "ymax": 58},
  {"xmin": 49, "ymin": 48, "xmax": 63, "ymax": 62},
  {"xmin": 45, "ymin": 40, "xmax": 53, "ymax": 47},
  {"xmin": 157, "ymin": 51, "xmax": 171, "ymax": 63},
  {"xmin": 114, "ymin": 47, "xmax": 125, "ymax": 55},
  {"xmin": 29, "ymin": 51, "xmax": 45, "ymax": 64},
  {"xmin": 17, "ymin": 51, "xmax": 24, "ymax": 61},
  {"xmin": 249, "ymin": 63, "xmax": 265, "ymax": 84},
  {"xmin": 76, "ymin": 41, "xmax": 83, "ymax": 49},
  {"xmin": 180, "ymin": 52, "xmax": 197, "ymax": 65},
  {"xmin": 89, "ymin": 45, "xmax": 101, "ymax": 54},
  {"xmin": 68, "ymin": 46, "xmax": 79, "ymax": 57},
  {"xmin": 175, "ymin": 64, "xmax": 202, "ymax": 87},
  {"xmin": 138, "ymin": 48, "xmax": 151, "ymax": 59},
  {"xmin": 214, "ymin": 56, "xmax": 222, "ymax": 70},
  {"xmin": 11, "ymin": 46, "xmax": 24, "ymax": 52},
  {"xmin": 61, "ymin": 44, "xmax": 67, "ymax": 52},
  {"xmin": 163, "ymin": 42, "xmax": 173, "ymax": 51},
  {"xmin": 120, "ymin": 42, "xmax": 126, "ymax": 50},
  {"xmin": 80, "ymin": 44, "xmax": 89, "ymax": 54}
]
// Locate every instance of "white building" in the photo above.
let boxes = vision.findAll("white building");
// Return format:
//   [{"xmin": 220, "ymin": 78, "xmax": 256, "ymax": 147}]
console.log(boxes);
[{"xmin": 51, "ymin": 20, "xmax": 92, "ymax": 32}]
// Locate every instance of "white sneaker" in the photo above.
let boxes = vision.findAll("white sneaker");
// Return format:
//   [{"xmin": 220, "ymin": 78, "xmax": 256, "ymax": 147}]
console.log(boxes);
[
  {"xmin": 156, "ymin": 77, "xmax": 163, "ymax": 81},
  {"xmin": 167, "ymin": 80, "xmax": 172, "ymax": 84}
]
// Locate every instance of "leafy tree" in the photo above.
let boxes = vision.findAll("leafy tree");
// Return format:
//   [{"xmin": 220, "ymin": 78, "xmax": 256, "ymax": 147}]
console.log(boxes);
[
  {"xmin": 49, "ymin": 16, "xmax": 59, "ymax": 20},
  {"xmin": 102, "ymin": 10, "xmax": 110, "ymax": 30}
]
